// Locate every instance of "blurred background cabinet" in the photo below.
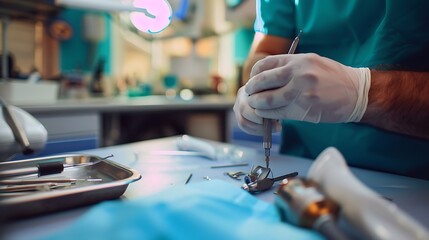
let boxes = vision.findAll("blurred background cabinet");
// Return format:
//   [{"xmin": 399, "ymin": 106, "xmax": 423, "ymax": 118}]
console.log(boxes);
[{"xmin": 0, "ymin": 0, "xmax": 60, "ymax": 80}]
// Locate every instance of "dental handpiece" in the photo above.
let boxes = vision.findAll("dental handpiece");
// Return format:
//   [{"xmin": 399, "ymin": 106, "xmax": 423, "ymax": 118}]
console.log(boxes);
[
  {"xmin": 262, "ymin": 30, "xmax": 302, "ymax": 168},
  {"xmin": 275, "ymin": 178, "xmax": 350, "ymax": 240}
]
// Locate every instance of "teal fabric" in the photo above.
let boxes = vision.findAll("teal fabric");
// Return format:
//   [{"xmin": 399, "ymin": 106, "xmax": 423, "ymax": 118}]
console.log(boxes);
[
  {"xmin": 255, "ymin": 0, "xmax": 429, "ymax": 70},
  {"xmin": 255, "ymin": 0, "xmax": 429, "ymax": 179},
  {"xmin": 41, "ymin": 180, "xmax": 322, "ymax": 240},
  {"xmin": 280, "ymin": 121, "xmax": 429, "ymax": 179},
  {"xmin": 234, "ymin": 28, "xmax": 255, "ymax": 65}
]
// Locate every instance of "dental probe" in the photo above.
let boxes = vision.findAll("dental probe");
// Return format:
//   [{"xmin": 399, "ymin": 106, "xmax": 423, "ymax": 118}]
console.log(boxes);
[
  {"xmin": 263, "ymin": 30, "xmax": 302, "ymax": 168},
  {"xmin": 0, "ymin": 178, "xmax": 102, "ymax": 185},
  {"xmin": 0, "ymin": 161, "xmax": 101, "ymax": 178}
]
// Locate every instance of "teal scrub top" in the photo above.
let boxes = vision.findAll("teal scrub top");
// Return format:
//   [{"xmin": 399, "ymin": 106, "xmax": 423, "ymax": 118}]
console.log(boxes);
[{"xmin": 254, "ymin": 0, "xmax": 429, "ymax": 179}]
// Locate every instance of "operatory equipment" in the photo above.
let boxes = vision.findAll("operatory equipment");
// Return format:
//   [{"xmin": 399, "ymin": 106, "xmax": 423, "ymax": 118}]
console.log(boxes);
[
  {"xmin": 0, "ymin": 154, "xmax": 141, "ymax": 220},
  {"xmin": 1, "ymin": 98, "xmax": 34, "ymax": 155},
  {"xmin": 0, "ymin": 98, "xmax": 47, "ymax": 161},
  {"xmin": 241, "ymin": 165, "xmax": 298, "ymax": 193},
  {"xmin": 0, "ymin": 157, "xmax": 104, "ymax": 178},
  {"xmin": 262, "ymin": 31, "xmax": 301, "ymax": 169},
  {"xmin": 0, "ymin": 99, "xmax": 140, "ymax": 220},
  {"xmin": 56, "ymin": 0, "xmax": 173, "ymax": 34},
  {"xmin": 276, "ymin": 147, "xmax": 429, "ymax": 240},
  {"xmin": 276, "ymin": 177, "xmax": 349, "ymax": 240}
]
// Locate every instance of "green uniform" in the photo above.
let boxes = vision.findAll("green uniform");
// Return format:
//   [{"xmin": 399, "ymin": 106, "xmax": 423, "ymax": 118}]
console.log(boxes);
[{"xmin": 254, "ymin": 0, "xmax": 429, "ymax": 179}]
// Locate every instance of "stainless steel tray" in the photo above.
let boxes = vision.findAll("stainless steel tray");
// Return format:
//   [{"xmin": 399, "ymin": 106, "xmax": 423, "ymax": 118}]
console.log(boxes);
[{"xmin": 0, "ymin": 154, "xmax": 141, "ymax": 220}]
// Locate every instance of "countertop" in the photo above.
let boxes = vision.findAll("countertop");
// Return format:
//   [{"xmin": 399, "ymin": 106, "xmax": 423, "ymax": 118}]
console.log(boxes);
[
  {"xmin": 2, "ymin": 136, "xmax": 429, "ymax": 239},
  {"xmin": 15, "ymin": 95, "xmax": 236, "ymax": 114}
]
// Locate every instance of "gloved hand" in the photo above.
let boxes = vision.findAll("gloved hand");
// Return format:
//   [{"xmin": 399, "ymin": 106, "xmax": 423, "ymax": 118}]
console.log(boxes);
[
  {"xmin": 234, "ymin": 86, "xmax": 282, "ymax": 135},
  {"xmin": 233, "ymin": 53, "xmax": 371, "ymax": 136}
]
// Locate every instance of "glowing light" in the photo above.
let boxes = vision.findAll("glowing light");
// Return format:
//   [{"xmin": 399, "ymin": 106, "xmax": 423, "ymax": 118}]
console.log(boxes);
[
  {"xmin": 130, "ymin": 0, "xmax": 172, "ymax": 34},
  {"xmin": 179, "ymin": 89, "xmax": 194, "ymax": 101}
]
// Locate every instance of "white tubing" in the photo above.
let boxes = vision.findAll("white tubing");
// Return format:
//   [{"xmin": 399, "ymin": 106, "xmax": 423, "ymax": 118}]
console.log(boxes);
[{"xmin": 176, "ymin": 135, "xmax": 217, "ymax": 160}]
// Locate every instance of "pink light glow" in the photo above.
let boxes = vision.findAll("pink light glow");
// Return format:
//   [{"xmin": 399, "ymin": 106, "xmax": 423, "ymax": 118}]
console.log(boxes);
[{"xmin": 130, "ymin": 0, "xmax": 172, "ymax": 34}]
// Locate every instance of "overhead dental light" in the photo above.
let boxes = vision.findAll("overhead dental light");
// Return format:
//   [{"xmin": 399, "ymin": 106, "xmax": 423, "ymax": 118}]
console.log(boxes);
[
  {"xmin": 55, "ymin": 0, "xmax": 172, "ymax": 34},
  {"xmin": 129, "ymin": 0, "xmax": 172, "ymax": 34}
]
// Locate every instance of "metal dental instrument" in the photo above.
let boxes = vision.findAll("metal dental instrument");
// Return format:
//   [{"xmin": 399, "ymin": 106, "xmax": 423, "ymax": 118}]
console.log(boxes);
[
  {"xmin": 210, "ymin": 163, "xmax": 249, "ymax": 169},
  {"xmin": 185, "ymin": 173, "xmax": 193, "ymax": 184},
  {"xmin": 245, "ymin": 165, "xmax": 272, "ymax": 184},
  {"xmin": 0, "ymin": 178, "xmax": 102, "ymax": 185},
  {"xmin": 0, "ymin": 182, "xmax": 72, "ymax": 193},
  {"xmin": 262, "ymin": 119, "xmax": 272, "ymax": 168},
  {"xmin": 224, "ymin": 171, "xmax": 247, "ymax": 180},
  {"xmin": 287, "ymin": 30, "xmax": 302, "ymax": 55},
  {"xmin": 0, "ymin": 161, "xmax": 102, "ymax": 179},
  {"xmin": 242, "ymin": 170, "xmax": 299, "ymax": 193},
  {"xmin": 262, "ymin": 30, "xmax": 302, "ymax": 168}
]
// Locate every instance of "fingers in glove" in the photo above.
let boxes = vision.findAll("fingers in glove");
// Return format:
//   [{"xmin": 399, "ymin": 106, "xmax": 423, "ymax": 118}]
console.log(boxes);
[
  {"xmin": 246, "ymin": 65, "xmax": 295, "ymax": 95},
  {"xmin": 250, "ymin": 54, "xmax": 291, "ymax": 78},
  {"xmin": 247, "ymin": 81, "xmax": 302, "ymax": 110},
  {"xmin": 233, "ymin": 101, "xmax": 264, "ymax": 135},
  {"xmin": 233, "ymin": 88, "xmax": 264, "ymax": 135},
  {"xmin": 255, "ymin": 103, "xmax": 322, "ymax": 123},
  {"xmin": 235, "ymin": 114, "xmax": 265, "ymax": 136}
]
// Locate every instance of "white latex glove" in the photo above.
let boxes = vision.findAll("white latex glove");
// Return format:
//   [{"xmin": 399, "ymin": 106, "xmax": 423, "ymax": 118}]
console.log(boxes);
[
  {"xmin": 233, "ymin": 53, "xmax": 371, "ymax": 135},
  {"xmin": 233, "ymin": 86, "xmax": 282, "ymax": 135}
]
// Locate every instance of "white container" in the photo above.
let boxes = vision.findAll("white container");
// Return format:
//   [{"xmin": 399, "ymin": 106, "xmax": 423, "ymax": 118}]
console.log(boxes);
[{"xmin": 0, "ymin": 80, "xmax": 59, "ymax": 104}]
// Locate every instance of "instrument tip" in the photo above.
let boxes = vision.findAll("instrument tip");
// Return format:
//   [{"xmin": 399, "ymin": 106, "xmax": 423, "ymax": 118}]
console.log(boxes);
[{"xmin": 265, "ymin": 156, "xmax": 270, "ymax": 168}]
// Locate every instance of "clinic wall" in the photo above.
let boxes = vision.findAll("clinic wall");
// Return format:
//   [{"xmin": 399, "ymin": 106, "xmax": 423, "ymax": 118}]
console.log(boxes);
[{"xmin": 59, "ymin": 9, "xmax": 111, "ymax": 75}]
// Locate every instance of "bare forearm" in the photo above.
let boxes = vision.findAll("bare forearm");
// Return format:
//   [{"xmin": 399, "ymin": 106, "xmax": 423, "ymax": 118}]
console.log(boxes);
[
  {"xmin": 241, "ymin": 53, "xmax": 268, "ymax": 85},
  {"xmin": 362, "ymin": 70, "xmax": 429, "ymax": 139},
  {"xmin": 241, "ymin": 33, "xmax": 293, "ymax": 86}
]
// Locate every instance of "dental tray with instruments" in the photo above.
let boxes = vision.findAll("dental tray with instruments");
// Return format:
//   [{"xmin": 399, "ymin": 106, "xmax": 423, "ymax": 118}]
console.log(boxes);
[{"xmin": 0, "ymin": 154, "xmax": 141, "ymax": 220}]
